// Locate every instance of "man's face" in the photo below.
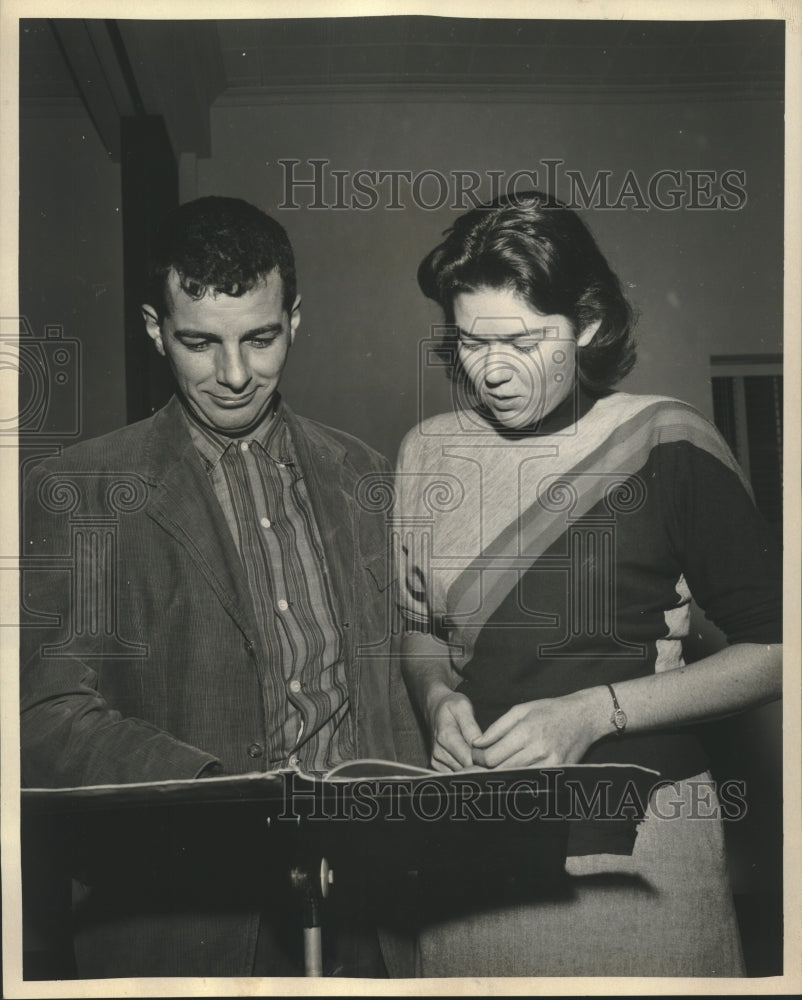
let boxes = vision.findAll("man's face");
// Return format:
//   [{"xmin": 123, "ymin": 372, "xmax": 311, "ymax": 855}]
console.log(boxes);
[{"xmin": 143, "ymin": 268, "xmax": 299, "ymax": 436}]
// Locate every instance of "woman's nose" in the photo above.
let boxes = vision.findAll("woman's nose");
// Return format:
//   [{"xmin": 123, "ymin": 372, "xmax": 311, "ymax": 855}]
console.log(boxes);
[{"xmin": 483, "ymin": 346, "xmax": 516, "ymax": 386}]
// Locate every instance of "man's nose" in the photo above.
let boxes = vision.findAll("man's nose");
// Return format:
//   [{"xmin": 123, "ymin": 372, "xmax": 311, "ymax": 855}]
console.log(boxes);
[{"xmin": 217, "ymin": 345, "xmax": 251, "ymax": 390}]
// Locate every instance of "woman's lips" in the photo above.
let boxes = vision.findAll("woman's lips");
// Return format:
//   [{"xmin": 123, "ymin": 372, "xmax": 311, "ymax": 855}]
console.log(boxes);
[{"xmin": 486, "ymin": 394, "xmax": 520, "ymax": 410}]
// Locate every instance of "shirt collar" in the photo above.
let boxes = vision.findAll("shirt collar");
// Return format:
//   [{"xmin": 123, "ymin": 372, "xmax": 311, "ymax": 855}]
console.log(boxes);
[{"xmin": 182, "ymin": 394, "xmax": 288, "ymax": 472}]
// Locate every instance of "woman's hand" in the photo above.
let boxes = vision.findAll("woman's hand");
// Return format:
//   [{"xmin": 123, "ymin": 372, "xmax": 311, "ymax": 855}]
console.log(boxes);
[
  {"xmin": 425, "ymin": 682, "xmax": 484, "ymax": 771},
  {"xmin": 470, "ymin": 688, "xmax": 608, "ymax": 769}
]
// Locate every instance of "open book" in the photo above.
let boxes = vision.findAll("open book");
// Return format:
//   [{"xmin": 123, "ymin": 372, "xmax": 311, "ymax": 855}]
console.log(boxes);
[
  {"xmin": 21, "ymin": 757, "xmax": 660, "ymax": 800},
  {"xmin": 22, "ymin": 758, "xmax": 661, "ymax": 834}
]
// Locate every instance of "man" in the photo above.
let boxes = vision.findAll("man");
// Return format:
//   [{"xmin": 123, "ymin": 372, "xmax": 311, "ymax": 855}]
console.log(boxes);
[{"xmin": 20, "ymin": 196, "xmax": 401, "ymax": 977}]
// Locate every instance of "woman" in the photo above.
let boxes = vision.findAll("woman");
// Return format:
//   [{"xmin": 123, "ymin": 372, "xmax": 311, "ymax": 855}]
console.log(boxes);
[{"xmin": 394, "ymin": 191, "xmax": 782, "ymax": 977}]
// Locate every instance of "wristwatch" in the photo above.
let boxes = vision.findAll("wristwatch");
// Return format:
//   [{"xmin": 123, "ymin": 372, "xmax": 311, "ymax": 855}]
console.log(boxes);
[{"xmin": 606, "ymin": 683, "xmax": 627, "ymax": 735}]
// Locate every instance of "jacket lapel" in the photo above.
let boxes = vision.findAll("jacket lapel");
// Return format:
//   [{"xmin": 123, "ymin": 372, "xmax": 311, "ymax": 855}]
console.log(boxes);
[
  {"xmin": 283, "ymin": 405, "xmax": 358, "ymax": 661},
  {"xmin": 141, "ymin": 398, "xmax": 258, "ymax": 636}
]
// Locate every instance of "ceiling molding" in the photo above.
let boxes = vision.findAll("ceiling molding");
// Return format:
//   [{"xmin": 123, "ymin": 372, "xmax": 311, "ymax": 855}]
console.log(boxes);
[
  {"xmin": 214, "ymin": 81, "xmax": 784, "ymax": 107},
  {"xmin": 21, "ymin": 17, "xmax": 785, "ymax": 155}
]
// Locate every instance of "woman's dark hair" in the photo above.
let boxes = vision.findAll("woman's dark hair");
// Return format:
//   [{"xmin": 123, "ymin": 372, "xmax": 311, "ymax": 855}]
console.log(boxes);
[
  {"xmin": 145, "ymin": 196, "xmax": 297, "ymax": 321},
  {"xmin": 417, "ymin": 190, "xmax": 636, "ymax": 393}
]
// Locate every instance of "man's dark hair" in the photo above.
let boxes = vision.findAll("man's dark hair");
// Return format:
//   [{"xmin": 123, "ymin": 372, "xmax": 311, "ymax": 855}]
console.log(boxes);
[
  {"xmin": 417, "ymin": 190, "xmax": 636, "ymax": 394},
  {"xmin": 146, "ymin": 196, "xmax": 297, "ymax": 320}
]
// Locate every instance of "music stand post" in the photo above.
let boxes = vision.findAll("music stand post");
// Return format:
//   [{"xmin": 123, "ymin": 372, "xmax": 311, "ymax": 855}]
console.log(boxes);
[{"xmin": 289, "ymin": 858, "xmax": 334, "ymax": 977}]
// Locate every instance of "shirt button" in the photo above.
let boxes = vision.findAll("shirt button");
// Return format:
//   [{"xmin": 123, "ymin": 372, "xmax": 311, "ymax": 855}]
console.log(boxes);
[
  {"xmin": 277, "ymin": 598, "xmax": 289, "ymax": 612},
  {"xmin": 240, "ymin": 441, "xmax": 250, "ymax": 452},
  {"xmin": 289, "ymin": 679, "xmax": 302, "ymax": 694},
  {"xmin": 247, "ymin": 742, "xmax": 263, "ymax": 758},
  {"xmin": 260, "ymin": 517, "xmax": 271, "ymax": 529},
  {"xmin": 243, "ymin": 639, "xmax": 254, "ymax": 655}
]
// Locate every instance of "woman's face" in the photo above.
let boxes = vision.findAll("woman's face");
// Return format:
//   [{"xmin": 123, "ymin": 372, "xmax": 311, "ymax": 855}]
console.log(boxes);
[{"xmin": 453, "ymin": 286, "xmax": 599, "ymax": 431}]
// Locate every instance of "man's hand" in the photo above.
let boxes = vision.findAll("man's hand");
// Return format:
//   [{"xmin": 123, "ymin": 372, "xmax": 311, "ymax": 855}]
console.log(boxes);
[
  {"xmin": 470, "ymin": 688, "xmax": 608, "ymax": 769},
  {"xmin": 425, "ymin": 683, "xmax": 484, "ymax": 771}
]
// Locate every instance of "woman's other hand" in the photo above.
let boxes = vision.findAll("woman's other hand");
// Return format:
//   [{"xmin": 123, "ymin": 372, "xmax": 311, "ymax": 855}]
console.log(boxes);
[
  {"xmin": 470, "ymin": 689, "xmax": 608, "ymax": 769},
  {"xmin": 425, "ymin": 683, "xmax": 484, "ymax": 771}
]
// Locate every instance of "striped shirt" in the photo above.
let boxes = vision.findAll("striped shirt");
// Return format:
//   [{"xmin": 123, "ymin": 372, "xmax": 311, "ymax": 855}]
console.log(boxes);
[{"xmin": 183, "ymin": 400, "xmax": 354, "ymax": 774}]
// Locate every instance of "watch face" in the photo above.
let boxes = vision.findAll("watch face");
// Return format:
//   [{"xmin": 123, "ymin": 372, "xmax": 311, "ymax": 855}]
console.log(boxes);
[{"xmin": 612, "ymin": 708, "xmax": 627, "ymax": 732}]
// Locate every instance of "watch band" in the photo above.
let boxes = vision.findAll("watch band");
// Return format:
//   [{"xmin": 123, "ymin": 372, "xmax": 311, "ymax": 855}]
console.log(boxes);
[{"xmin": 606, "ymin": 683, "xmax": 627, "ymax": 735}]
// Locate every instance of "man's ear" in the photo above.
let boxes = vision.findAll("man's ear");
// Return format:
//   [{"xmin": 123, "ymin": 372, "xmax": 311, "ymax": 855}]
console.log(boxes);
[
  {"xmin": 288, "ymin": 294, "xmax": 301, "ymax": 345},
  {"xmin": 577, "ymin": 318, "xmax": 602, "ymax": 348},
  {"xmin": 142, "ymin": 304, "xmax": 165, "ymax": 356}
]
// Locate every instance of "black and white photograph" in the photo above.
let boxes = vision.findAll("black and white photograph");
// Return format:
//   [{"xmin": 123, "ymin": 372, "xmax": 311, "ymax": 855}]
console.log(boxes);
[{"xmin": 2, "ymin": 0, "xmax": 800, "ymax": 995}]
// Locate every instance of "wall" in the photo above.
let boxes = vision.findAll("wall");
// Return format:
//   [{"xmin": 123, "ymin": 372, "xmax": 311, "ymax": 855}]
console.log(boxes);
[
  {"xmin": 195, "ymin": 95, "xmax": 783, "ymax": 464},
  {"xmin": 19, "ymin": 108, "xmax": 125, "ymax": 444}
]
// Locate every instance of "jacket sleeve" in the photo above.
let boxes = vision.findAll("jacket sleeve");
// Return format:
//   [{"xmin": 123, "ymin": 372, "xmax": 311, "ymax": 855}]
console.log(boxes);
[{"xmin": 20, "ymin": 461, "xmax": 220, "ymax": 788}]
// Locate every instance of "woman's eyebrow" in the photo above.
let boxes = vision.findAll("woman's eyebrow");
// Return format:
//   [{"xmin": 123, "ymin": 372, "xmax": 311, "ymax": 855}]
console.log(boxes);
[{"xmin": 458, "ymin": 326, "xmax": 551, "ymax": 340}]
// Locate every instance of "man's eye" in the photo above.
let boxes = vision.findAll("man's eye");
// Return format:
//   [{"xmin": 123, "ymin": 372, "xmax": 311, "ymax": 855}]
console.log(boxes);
[
  {"xmin": 184, "ymin": 340, "xmax": 210, "ymax": 352},
  {"xmin": 514, "ymin": 341, "xmax": 541, "ymax": 354},
  {"xmin": 250, "ymin": 338, "xmax": 276, "ymax": 349},
  {"xmin": 459, "ymin": 340, "xmax": 482, "ymax": 352}
]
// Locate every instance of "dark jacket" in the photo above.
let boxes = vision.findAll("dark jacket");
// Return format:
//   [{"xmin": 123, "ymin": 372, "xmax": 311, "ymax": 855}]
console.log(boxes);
[{"xmin": 20, "ymin": 396, "xmax": 400, "ymax": 975}]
